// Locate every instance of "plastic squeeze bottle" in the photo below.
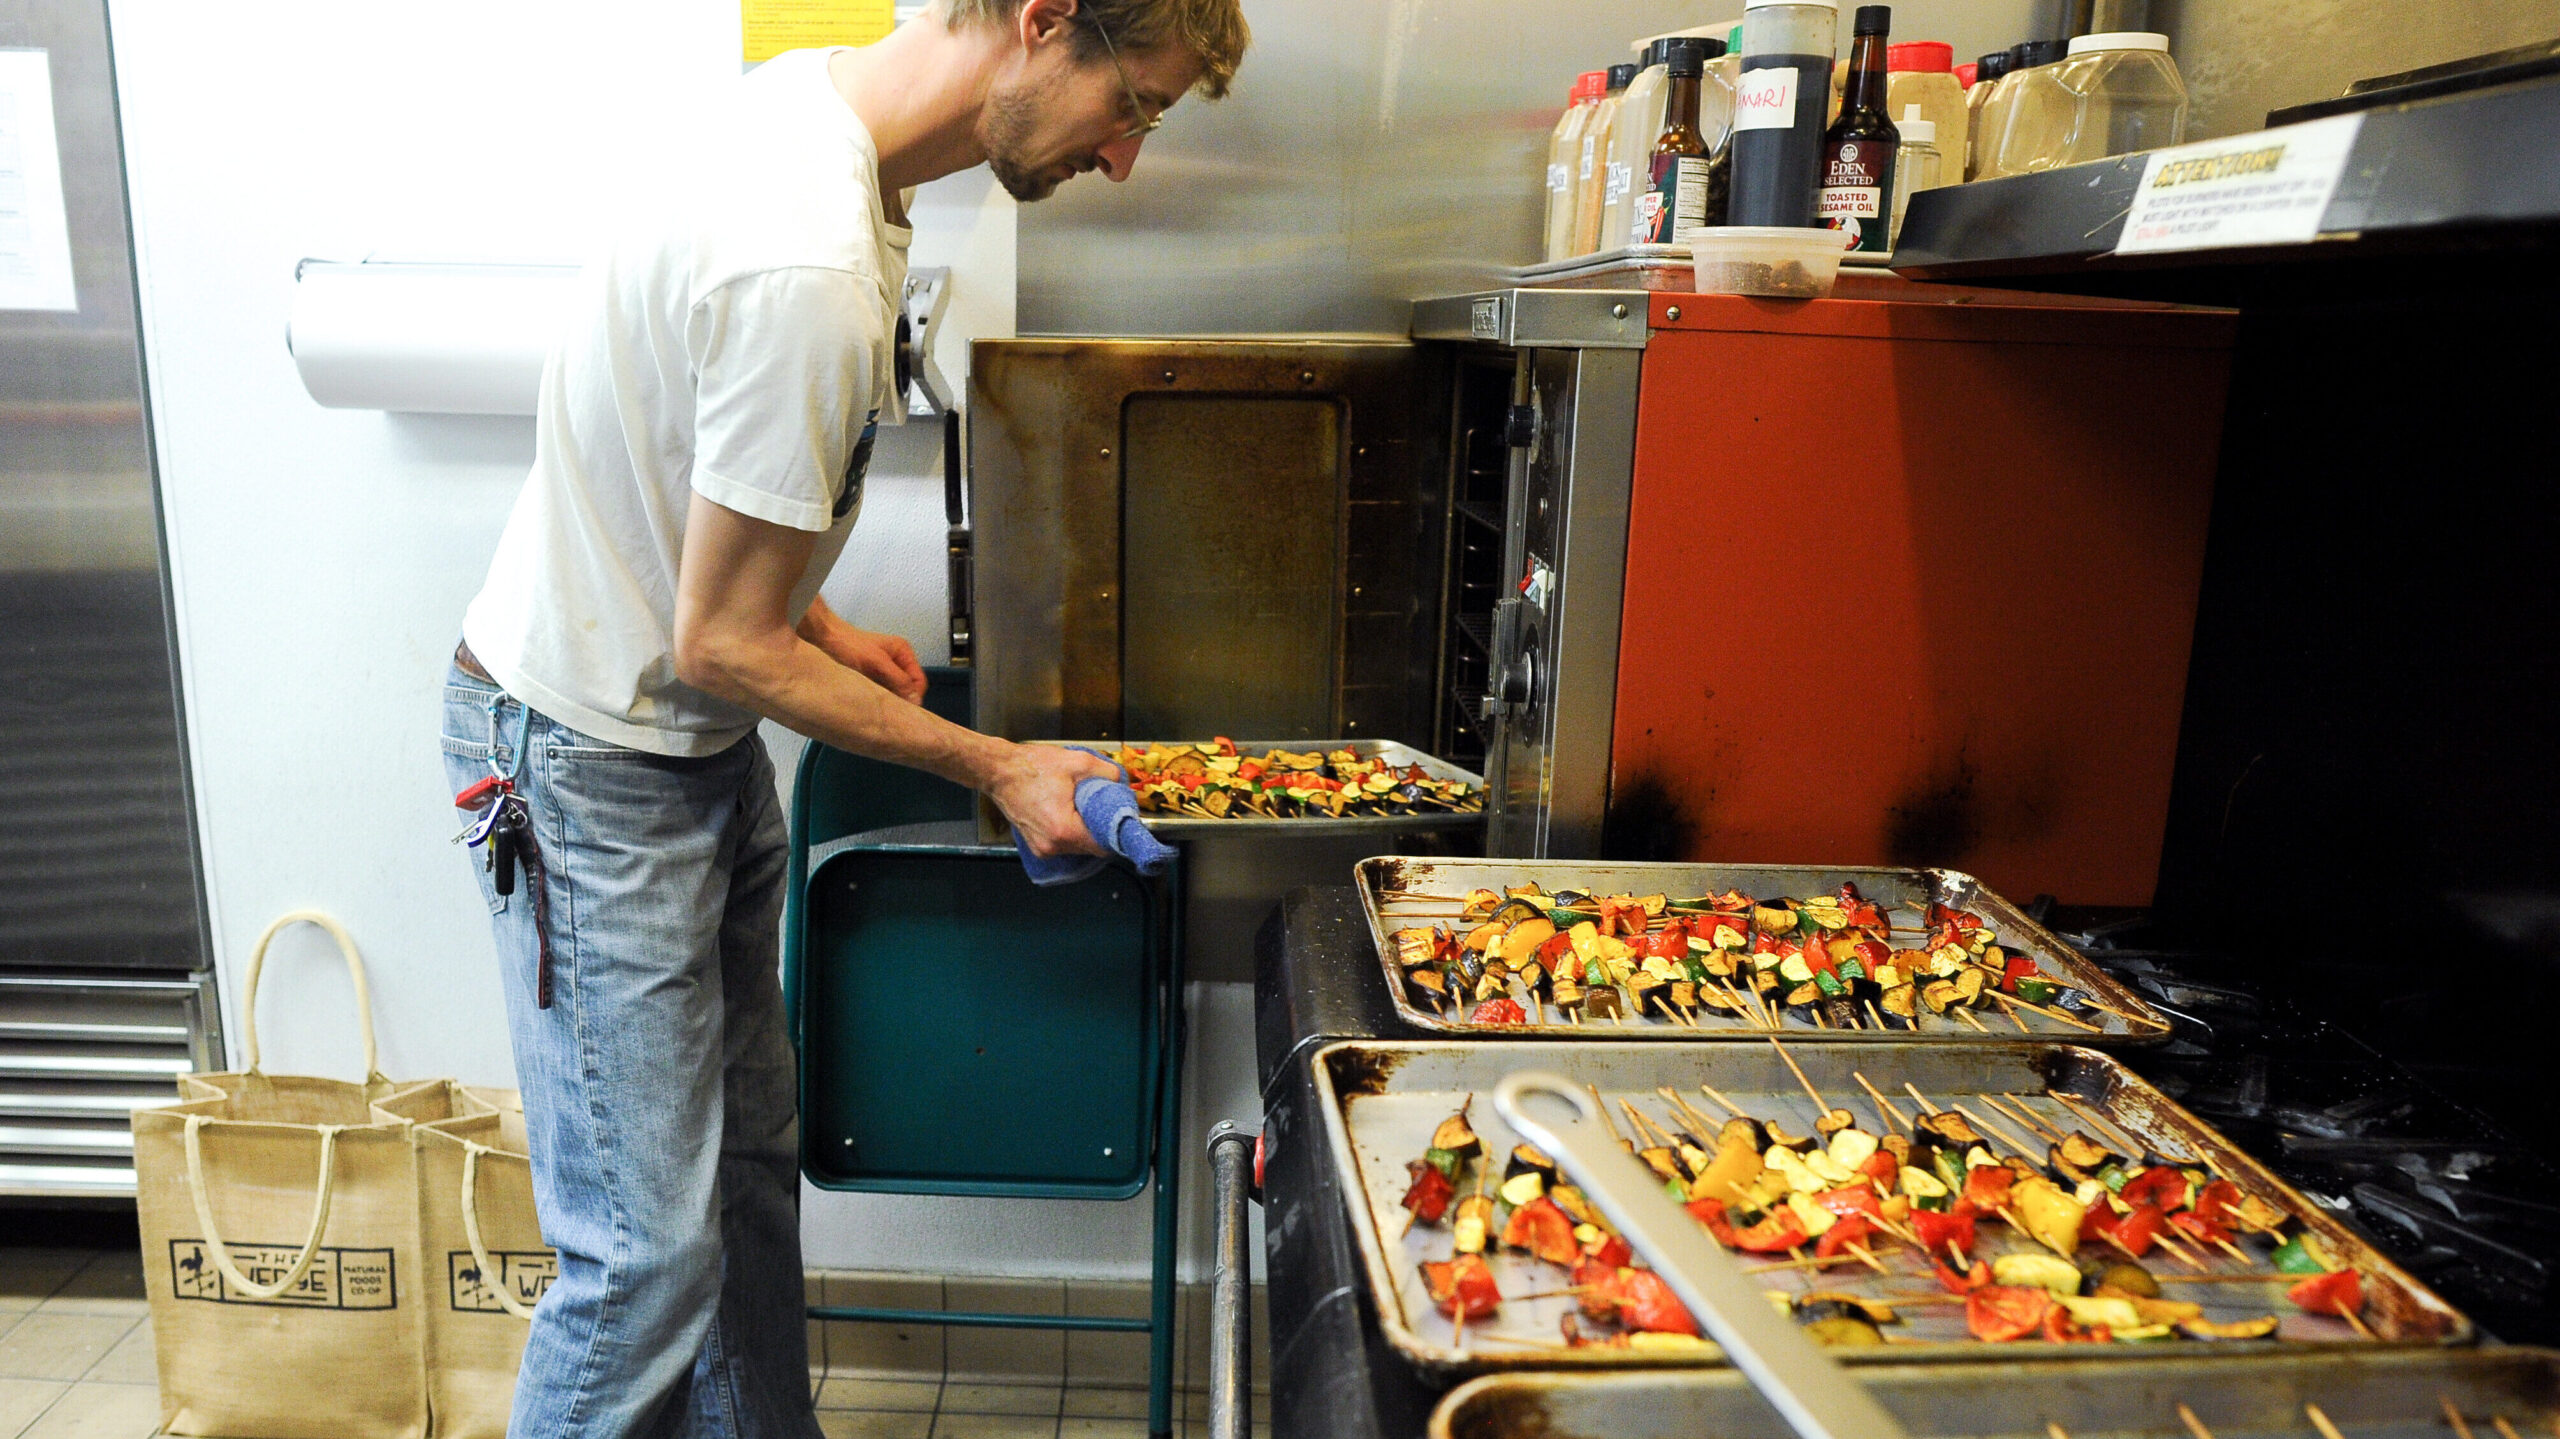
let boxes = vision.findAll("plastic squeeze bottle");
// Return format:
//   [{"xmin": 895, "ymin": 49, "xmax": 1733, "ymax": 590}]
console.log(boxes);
[
  {"xmin": 1602, "ymin": 41, "xmax": 1673, "ymax": 251},
  {"xmin": 1885, "ymin": 41, "xmax": 1967, "ymax": 186},
  {"xmin": 1572, "ymin": 65, "xmax": 1638, "ymax": 255},
  {"xmin": 1887, "ymin": 105, "xmax": 1939, "ymax": 248},
  {"xmin": 1542, "ymin": 72, "xmax": 1605, "ymax": 262}
]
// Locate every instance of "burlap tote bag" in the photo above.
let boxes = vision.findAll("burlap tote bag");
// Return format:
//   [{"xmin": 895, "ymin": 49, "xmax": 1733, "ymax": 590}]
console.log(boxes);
[
  {"xmin": 373, "ymin": 1080, "xmax": 552, "ymax": 1439},
  {"xmin": 133, "ymin": 911, "xmax": 429, "ymax": 1439}
]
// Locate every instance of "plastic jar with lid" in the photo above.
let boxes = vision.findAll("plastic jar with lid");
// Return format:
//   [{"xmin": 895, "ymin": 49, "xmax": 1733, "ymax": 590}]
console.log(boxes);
[
  {"xmin": 2051, "ymin": 31, "xmax": 2189, "ymax": 162},
  {"xmin": 1962, "ymin": 49, "xmax": 2012, "ymax": 178},
  {"xmin": 1884, "ymin": 41, "xmax": 1967, "ymax": 187},
  {"xmin": 1887, "ymin": 105, "xmax": 1941, "ymax": 248},
  {"xmin": 1727, "ymin": 0, "xmax": 1838, "ymax": 228},
  {"xmin": 1976, "ymin": 39, "xmax": 2071, "ymax": 180}
]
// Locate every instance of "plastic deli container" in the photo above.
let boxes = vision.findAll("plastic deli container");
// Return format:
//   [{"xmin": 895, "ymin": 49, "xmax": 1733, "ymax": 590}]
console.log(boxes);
[{"xmin": 1687, "ymin": 225, "xmax": 1854, "ymax": 298}]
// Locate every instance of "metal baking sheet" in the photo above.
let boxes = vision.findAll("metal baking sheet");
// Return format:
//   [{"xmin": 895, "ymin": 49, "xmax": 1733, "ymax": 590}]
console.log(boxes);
[
  {"xmin": 979, "ymin": 740, "xmax": 1485, "ymax": 842},
  {"xmin": 1359, "ymin": 858, "xmax": 2171, "ymax": 1043},
  {"xmin": 1313, "ymin": 1039, "xmax": 2471, "ymax": 1379},
  {"xmin": 1432, "ymin": 1348, "xmax": 2560, "ymax": 1439}
]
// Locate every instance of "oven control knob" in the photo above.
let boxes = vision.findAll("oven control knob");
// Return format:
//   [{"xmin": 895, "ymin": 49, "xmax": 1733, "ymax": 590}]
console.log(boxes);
[
  {"xmin": 1503, "ymin": 403, "xmax": 1537, "ymax": 449},
  {"xmin": 1498, "ymin": 650, "xmax": 1536, "ymax": 709}
]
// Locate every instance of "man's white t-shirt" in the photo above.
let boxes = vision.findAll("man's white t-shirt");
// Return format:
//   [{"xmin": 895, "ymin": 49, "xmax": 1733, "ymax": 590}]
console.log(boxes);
[{"xmin": 463, "ymin": 48, "xmax": 911, "ymax": 757}]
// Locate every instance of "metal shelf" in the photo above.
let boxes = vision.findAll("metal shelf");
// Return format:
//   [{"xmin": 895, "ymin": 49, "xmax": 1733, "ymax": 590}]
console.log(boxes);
[
  {"xmin": 1895, "ymin": 72, "xmax": 2560, "ymax": 298},
  {"xmin": 1453, "ymin": 499, "xmax": 1504, "ymax": 534}
]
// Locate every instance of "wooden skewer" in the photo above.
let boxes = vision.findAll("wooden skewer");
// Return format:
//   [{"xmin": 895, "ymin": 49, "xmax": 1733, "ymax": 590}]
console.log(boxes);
[
  {"xmin": 2177, "ymin": 1404, "xmax": 2218, "ymax": 1439},
  {"xmin": 1950, "ymin": 1102, "xmax": 2041, "ymax": 1162},
  {"xmin": 1988, "ymin": 988, "xmax": 2106, "ymax": 1034},
  {"xmin": 1853, "ymin": 1072, "xmax": 1911, "ymax": 1133},
  {"xmin": 2440, "ymin": 1395, "xmax": 2476, "ymax": 1439},
  {"xmin": 1903, "ymin": 1081, "xmax": 1940, "ymax": 1115},
  {"xmin": 2305, "ymin": 1404, "xmax": 2348, "ymax": 1439},
  {"xmin": 2213, "ymin": 1237, "xmax": 2254, "ymax": 1265},
  {"xmin": 1715, "ymin": 977, "xmax": 1763, "ymax": 1030},
  {"xmin": 2045, "ymin": 1092, "xmax": 2156, "ymax": 1160},
  {"xmin": 1983, "ymin": 1093, "xmax": 2061, "ymax": 1143},
  {"xmin": 1955, "ymin": 1006, "xmax": 1993, "ymax": 1033},
  {"xmin": 2048, "ymin": 1424, "xmax": 2073, "ymax": 1439},
  {"xmin": 1618, "ymin": 1099, "xmax": 1663, "ymax": 1148},
  {"xmin": 2341, "ymin": 1308, "xmax": 2377, "ymax": 1341},
  {"xmin": 1741, "ymin": 1252, "xmax": 1872, "ymax": 1274},
  {"xmin": 1695, "ymin": 1084, "xmax": 1742, "ymax": 1121},
  {"xmin": 2488, "ymin": 1417, "xmax": 2523, "ymax": 1439},
  {"xmin": 1865, "ymin": 999, "xmax": 1890, "ymax": 1033},
  {"xmin": 1659, "ymin": 1087, "xmax": 1721, "ymax": 1139},
  {"xmin": 1588, "ymin": 1085, "xmax": 1624, "ymax": 1144},
  {"xmin": 1766, "ymin": 1035, "xmax": 1833, "ymax": 1116},
  {"xmin": 1811, "ymin": 1005, "xmax": 1831, "ymax": 1030},
  {"xmin": 2150, "ymin": 1271, "xmax": 2300, "ymax": 1283},
  {"xmin": 1462, "ymin": 1331, "xmax": 1574, "ymax": 1350},
  {"xmin": 1844, "ymin": 1241, "xmax": 1890, "ymax": 1275},
  {"xmin": 1996, "ymin": 994, "xmax": 2034, "ymax": 1033},
  {"xmin": 1994, "ymin": 1204, "xmax": 2075, "ymax": 1259}
]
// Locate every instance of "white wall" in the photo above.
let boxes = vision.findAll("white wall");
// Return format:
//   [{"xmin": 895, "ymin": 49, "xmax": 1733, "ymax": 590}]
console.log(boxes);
[{"xmin": 111, "ymin": 0, "xmax": 1259, "ymax": 1279}]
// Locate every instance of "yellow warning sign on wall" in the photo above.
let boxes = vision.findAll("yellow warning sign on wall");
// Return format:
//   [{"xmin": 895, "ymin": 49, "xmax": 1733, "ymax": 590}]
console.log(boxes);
[{"xmin": 743, "ymin": 0, "xmax": 894, "ymax": 63}]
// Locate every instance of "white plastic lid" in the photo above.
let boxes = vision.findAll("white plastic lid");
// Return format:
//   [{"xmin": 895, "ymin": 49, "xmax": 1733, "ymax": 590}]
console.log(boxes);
[
  {"xmin": 2067, "ymin": 31, "xmax": 2170, "ymax": 54},
  {"xmin": 1634, "ymin": 21, "xmax": 1733, "ymax": 51},
  {"xmin": 1897, "ymin": 104, "xmax": 1935, "ymax": 143},
  {"xmin": 1744, "ymin": 0, "xmax": 1837, "ymax": 11}
]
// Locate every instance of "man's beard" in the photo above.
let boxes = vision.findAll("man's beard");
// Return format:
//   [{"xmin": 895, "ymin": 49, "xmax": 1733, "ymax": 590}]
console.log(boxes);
[{"xmin": 982, "ymin": 83, "xmax": 1078, "ymax": 202}]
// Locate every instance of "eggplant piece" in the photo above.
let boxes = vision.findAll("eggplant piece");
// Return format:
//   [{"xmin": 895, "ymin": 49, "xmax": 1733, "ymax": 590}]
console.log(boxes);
[
  {"xmin": 1813, "ymin": 1108, "xmax": 1857, "ymax": 1138},
  {"xmin": 1881, "ymin": 982, "xmax": 1919, "ymax": 1020},
  {"xmin": 1551, "ymin": 978, "xmax": 1585, "ymax": 1011},
  {"xmin": 1488, "ymin": 896, "xmax": 1548, "ymax": 927},
  {"xmin": 2087, "ymin": 1259, "xmax": 2159, "ymax": 1298},
  {"xmin": 1392, "ymin": 929, "xmax": 1436, "ymax": 968},
  {"xmin": 2178, "ymin": 1314, "xmax": 2281, "ymax": 1341},
  {"xmin": 1548, "ymin": 1184, "xmax": 1599, "ymax": 1226},
  {"xmin": 1819, "ymin": 995, "xmax": 1860, "ymax": 1030},
  {"xmin": 1636, "ymin": 1146, "xmax": 1683, "ymax": 1183},
  {"xmin": 1583, "ymin": 987, "xmax": 1623, "ymax": 1020},
  {"xmin": 1782, "ymin": 981, "xmax": 1821, "ymax": 1009},
  {"xmin": 1794, "ymin": 1292, "xmax": 1898, "ymax": 1325},
  {"xmin": 1878, "ymin": 1132, "xmax": 1911, "ymax": 1165},
  {"xmin": 1552, "ymin": 889, "xmax": 1592, "ymax": 906},
  {"xmin": 1718, "ymin": 1118, "xmax": 1765, "ymax": 1151},
  {"xmin": 1760, "ymin": 1119, "xmax": 1817, "ymax": 1152},
  {"xmin": 1410, "ymin": 968, "xmax": 1447, "ymax": 997},
  {"xmin": 1667, "ymin": 979, "xmax": 1699, "ymax": 1012},
  {"xmin": 1431, "ymin": 1112, "xmax": 1482, "ymax": 1158},
  {"xmin": 2050, "ymin": 1131, "xmax": 2116, "ymax": 1183},
  {"xmin": 1914, "ymin": 1111, "xmax": 1980, "ymax": 1148},
  {"xmin": 1750, "ymin": 904, "xmax": 1797, "ymax": 933},
  {"xmin": 1506, "ymin": 1143, "xmax": 1555, "ymax": 1179}
]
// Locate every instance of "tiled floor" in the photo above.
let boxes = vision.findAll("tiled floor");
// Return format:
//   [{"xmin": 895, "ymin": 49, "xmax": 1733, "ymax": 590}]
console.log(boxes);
[{"xmin": 3, "ymin": 1247, "xmax": 1270, "ymax": 1439}]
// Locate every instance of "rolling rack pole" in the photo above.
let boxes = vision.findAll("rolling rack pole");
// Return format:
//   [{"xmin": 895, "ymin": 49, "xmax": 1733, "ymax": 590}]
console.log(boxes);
[{"xmin": 1205, "ymin": 1120, "xmax": 1257, "ymax": 1439}]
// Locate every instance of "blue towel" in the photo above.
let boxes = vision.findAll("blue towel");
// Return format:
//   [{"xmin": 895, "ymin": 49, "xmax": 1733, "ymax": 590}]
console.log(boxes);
[{"xmin": 1016, "ymin": 771, "xmax": 1177, "ymax": 887}]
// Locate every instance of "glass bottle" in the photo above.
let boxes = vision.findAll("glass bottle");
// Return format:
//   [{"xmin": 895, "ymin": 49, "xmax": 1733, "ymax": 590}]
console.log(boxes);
[
  {"xmin": 1818, "ymin": 6, "xmax": 1899, "ymax": 254},
  {"xmin": 1634, "ymin": 37, "xmax": 1715, "ymax": 246}
]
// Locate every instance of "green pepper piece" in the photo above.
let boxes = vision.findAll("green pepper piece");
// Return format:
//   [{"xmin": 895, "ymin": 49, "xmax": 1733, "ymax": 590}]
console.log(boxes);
[
  {"xmin": 2016, "ymin": 979, "xmax": 2062, "ymax": 1005},
  {"xmin": 1932, "ymin": 1146, "xmax": 1968, "ymax": 1194},
  {"xmin": 1546, "ymin": 908, "xmax": 1583, "ymax": 929},
  {"xmin": 1424, "ymin": 1147, "xmax": 1462, "ymax": 1181},
  {"xmin": 2097, "ymin": 1163, "xmax": 2131, "ymax": 1193},
  {"xmin": 1663, "ymin": 1176, "xmax": 1688, "ymax": 1203},
  {"xmin": 1813, "ymin": 970, "xmax": 1847, "ymax": 998}
]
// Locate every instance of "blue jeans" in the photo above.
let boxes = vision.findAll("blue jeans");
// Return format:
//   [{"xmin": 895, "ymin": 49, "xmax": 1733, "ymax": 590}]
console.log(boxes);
[{"xmin": 439, "ymin": 665, "xmax": 819, "ymax": 1439}]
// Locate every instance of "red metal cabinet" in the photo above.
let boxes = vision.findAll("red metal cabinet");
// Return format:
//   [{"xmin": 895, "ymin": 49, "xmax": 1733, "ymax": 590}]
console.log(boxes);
[{"xmin": 1609, "ymin": 284, "xmax": 2232, "ymax": 905}]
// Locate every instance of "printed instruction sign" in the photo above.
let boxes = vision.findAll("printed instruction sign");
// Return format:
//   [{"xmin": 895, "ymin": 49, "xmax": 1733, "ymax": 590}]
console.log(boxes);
[
  {"xmin": 743, "ymin": 0, "xmax": 894, "ymax": 64},
  {"xmin": 0, "ymin": 48, "xmax": 78, "ymax": 312},
  {"xmin": 2115, "ymin": 113, "xmax": 2364, "ymax": 256}
]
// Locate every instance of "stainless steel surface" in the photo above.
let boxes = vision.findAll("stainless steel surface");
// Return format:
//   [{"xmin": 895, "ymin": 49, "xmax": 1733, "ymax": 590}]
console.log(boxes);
[
  {"xmin": 967, "ymin": 339, "xmax": 1444, "ymax": 749},
  {"xmin": 1411, "ymin": 290, "xmax": 1653, "ymax": 349},
  {"xmin": 1121, "ymin": 396, "xmax": 1342, "ymax": 737},
  {"xmin": 0, "ymin": 971, "xmax": 216, "ymax": 1196},
  {"xmin": 0, "ymin": 6, "xmax": 213, "ymax": 982},
  {"xmin": 1016, "ymin": 0, "xmax": 1699, "ymax": 338},
  {"xmin": 1493, "ymin": 346, "xmax": 1636, "ymax": 858},
  {"xmin": 1430, "ymin": 1349, "xmax": 2560, "ymax": 1439},
  {"xmin": 1207, "ymin": 1120, "xmax": 1256, "ymax": 1439},
  {"xmin": 1494, "ymin": 1071, "xmax": 1910, "ymax": 1439},
  {"xmin": 1312, "ymin": 1039, "xmax": 2469, "ymax": 1376},
  {"xmin": 1356, "ymin": 858, "xmax": 2171, "ymax": 1041}
]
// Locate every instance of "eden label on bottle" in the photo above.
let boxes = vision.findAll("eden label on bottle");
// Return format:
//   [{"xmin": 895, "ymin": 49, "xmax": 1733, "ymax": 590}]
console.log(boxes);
[{"xmin": 1817, "ymin": 136, "xmax": 1897, "ymax": 252}]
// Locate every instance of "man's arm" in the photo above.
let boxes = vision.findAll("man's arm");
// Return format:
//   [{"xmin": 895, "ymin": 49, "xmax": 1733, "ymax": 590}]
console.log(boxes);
[
  {"xmin": 797, "ymin": 595, "xmax": 926, "ymax": 704},
  {"xmin": 672, "ymin": 492, "xmax": 1112, "ymax": 856}
]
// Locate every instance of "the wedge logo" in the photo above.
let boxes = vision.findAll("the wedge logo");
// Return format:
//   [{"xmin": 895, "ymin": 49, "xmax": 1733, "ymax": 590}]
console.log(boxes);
[
  {"xmin": 170, "ymin": 1241, "xmax": 396, "ymax": 1309},
  {"xmin": 449, "ymin": 1250, "xmax": 555, "ymax": 1313}
]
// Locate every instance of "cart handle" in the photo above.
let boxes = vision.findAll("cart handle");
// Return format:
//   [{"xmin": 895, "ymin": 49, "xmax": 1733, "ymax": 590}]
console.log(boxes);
[{"xmin": 1205, "ymin": 1120, "xmax": 1257, "ymax": 1439}]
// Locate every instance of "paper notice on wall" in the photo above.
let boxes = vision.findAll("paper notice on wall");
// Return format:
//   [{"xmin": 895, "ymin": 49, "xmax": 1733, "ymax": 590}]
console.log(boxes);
[
  {"xmin": 0, "ymin": 48, "xmax": 79, "ymax": 312},
  {"xmin": 743, "ymin": 0, "xmax": 894, "ymax": 64},
  {"xmin": 2114, "ymin": 113, "xmax": 2364, "ymax": 257}
]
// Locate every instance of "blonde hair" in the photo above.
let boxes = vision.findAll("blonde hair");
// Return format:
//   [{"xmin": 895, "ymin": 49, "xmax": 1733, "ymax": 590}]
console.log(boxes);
[{"xmin": 937, "ymin": 0, "xmax": 1250, "ymax": 100}]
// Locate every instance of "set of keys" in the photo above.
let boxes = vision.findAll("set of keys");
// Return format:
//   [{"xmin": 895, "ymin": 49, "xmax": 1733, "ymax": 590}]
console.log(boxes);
[{"xmin": 454, "ymin": 774, "xmax": 556, "ymax": 1007}]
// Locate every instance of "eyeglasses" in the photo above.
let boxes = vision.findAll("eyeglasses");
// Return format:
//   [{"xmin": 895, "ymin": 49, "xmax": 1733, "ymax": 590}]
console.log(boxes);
[{"xmin": 1084, "ymin": 9, "xmax": 1163, "ymax": 140}]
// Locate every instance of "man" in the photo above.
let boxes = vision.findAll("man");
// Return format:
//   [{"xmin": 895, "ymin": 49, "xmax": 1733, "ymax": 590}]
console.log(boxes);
[{"xmin": 436, "ymin": 1, "xmax": 1248, "ymax": 1433}]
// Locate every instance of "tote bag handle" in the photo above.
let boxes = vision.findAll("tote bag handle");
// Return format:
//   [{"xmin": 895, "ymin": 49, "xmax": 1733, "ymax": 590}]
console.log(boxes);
[
  {"xmin": 460, "ymin": 1141, "xmax": 539, "ymax": 1320},
  {"xmin": 182, "ymin": 1114, "xmax": 344, "ymax": 1301},
  {"xmin": 242, "ymin": 909, "xmax": 384, "ymax": 1084}
]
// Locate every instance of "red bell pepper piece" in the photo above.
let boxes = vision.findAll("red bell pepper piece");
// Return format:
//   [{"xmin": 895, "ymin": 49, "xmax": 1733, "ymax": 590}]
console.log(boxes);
[
  {"xmin": 1419, "ymin": 1254, "xmax": 1502, "ymax": 1321},
  {"xmin": 1536, "ymin": 930, "xmax": 1576, "ymax": 963},
  {"xmin": 2087, "ymin": 1202, "xmax": 2167, "ymax": 1258},
  {"xmin": 2000, "ymin": 954, "xmax": 2040, "ymax": 993},
  {"xmin": 2192, "ymin": 1179, "xmax": 2242, "ymax": 1228},
  {"xmin": 2042, "ymin": 1303, "xmax": 2110, "ymax": 1344},
  {"xmin": 1816, "ymin": 1185, "xmax": 1883, "ymax": 1219},
  {"xmin": 1856, "ymin": 1150, "xmax": 1901, "ymax": 1187},
  {"xmin": 2286, "ymin": 1268, "xmax": 2365, "ymax": 1319},
  {"xmin": 1728, "ymin": 1210, "xmax": 1809, "ymax": 1254},
  {"xmin": 1585, "ymin": 1232, "xmax": 1632, "ymax": 1269},
  {"xmin": 2120, "ymin": 1166, "xmax": 2190, "ymax": 1213},
  {"xmin": 1500, "ymin": 1196, "xmax": 1582, "ymax": 1266},
  {"xmin": 2169, "ymin": 1209, "xmax": 2232, "ymax": 1247},
  {"xmin": 1816, "ymin": 1214, "xmax": 1876, "ymax": 1260},
  {"xmin": 1570, "ymin": 1258, "xmax": 1620, "ymax": 1320},
  {"xmin": 1685, "ymin": 1196, "xmax": 1739, "ymax": 1247},
  {"xmin": 1400, "ymin": 1161, "xmax": 1454, "ymax": 1223},
  {"xmin": 1612, "ymin": 1269, "xmax": 1698, "ymax": 1335},
  {"xmin": 1964, "ymin": 1285, "xmax": 2053, "ymax": 1342},
  {"xmin": 1643, "ymin": 926, "xmax": 1688, "ymax": 959},
  {"xmin": 1912, "ymin": 1200, "xmax": 1979, "ymax": 1259},
  {"xmin": 1962, "ymin": 1165, "xmax": 2016, "ymax": 1211},
  {"xmin": 1467, "ymin": 998, "xmax": 1526, "ymax": 1025},
  {"xmin": 1935, "ymin": 1258, "xmax": 1991, "ymax": 1294}
]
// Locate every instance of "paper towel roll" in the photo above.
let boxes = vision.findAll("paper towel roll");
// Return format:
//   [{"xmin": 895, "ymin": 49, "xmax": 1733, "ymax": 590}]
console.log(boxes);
[{"xmin": 288, "ymin": 261, "xmax": 581, "ymax": 415}]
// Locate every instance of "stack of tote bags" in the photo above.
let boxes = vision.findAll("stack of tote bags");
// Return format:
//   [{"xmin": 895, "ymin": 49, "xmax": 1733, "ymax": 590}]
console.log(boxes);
[{"xmin": 131, "ymin": 911, "xmax": 553, "ymax": 1439}]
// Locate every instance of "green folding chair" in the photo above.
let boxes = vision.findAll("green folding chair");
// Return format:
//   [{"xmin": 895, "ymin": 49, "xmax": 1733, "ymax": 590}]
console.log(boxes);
[{"xmin": 782, "ymin": 669, "xmax": 1185, "ymax": 1439}]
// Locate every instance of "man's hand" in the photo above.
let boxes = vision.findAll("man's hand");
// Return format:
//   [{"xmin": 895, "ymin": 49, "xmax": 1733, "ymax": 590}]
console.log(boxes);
[
  {"xmin": 799, "ymin": 599, "xmax": 926, "ymax": 703},
  {"xmin": 986, "ymin": 742, "xmax": 1121, "ymax": 858}
]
